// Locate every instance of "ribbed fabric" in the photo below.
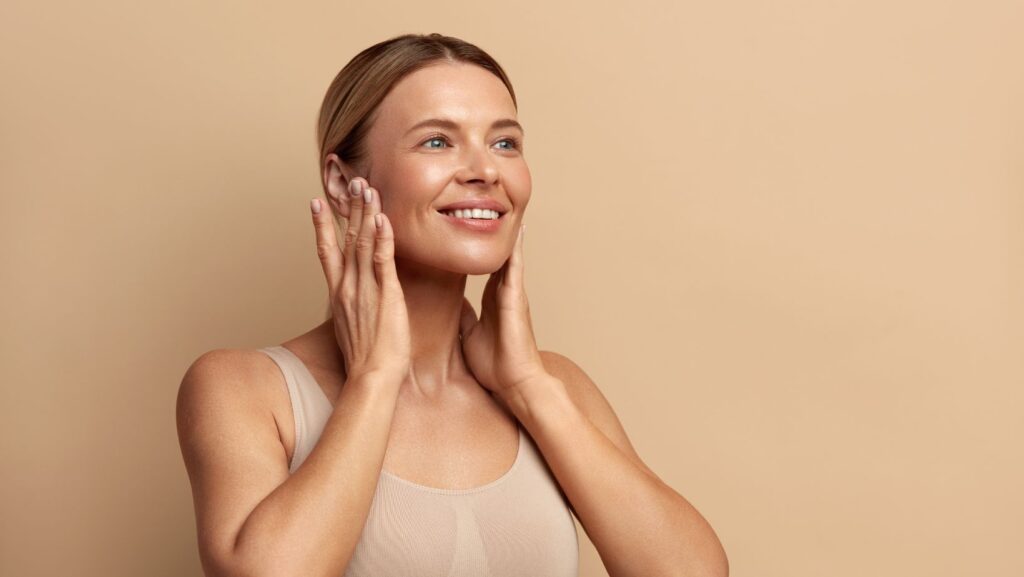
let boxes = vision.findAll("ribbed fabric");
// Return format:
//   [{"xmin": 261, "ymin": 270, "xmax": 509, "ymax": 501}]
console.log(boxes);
[{"xmin": 258, "ymin": 345, "xmax": 580, "ymax": 577}]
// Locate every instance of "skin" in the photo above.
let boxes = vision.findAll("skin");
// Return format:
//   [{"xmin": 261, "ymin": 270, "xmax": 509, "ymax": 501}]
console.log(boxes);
[
  {"xmin": 322, "ymin": 60, "xmax": 534, "ymax": 402},
  {"xmin": 284, "ymin": 61, "xmax": 538, "ymax": 487},
  {"xmin": 306, "ymin": 61, "xmax": 728, "ymax": 576},
  {"xmin": 177, "ymin": 60, "xmax": 728, "ymax": 577}
]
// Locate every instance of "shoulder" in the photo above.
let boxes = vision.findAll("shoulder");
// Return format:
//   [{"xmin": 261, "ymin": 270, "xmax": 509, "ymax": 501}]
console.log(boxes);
[
  {"xmin": 176, "ymin": 348, "xmax": 286, "ymax": 440},
  {"xmin": 537, "ymin": 350, "xmax": 661, "ymax": 481},
  {"xmin": 175, "ymin": 349, "xmax": 294, "ymax": 573},
  {"xmin": 177, "ymin": 348, "xmax": 280, "ymax": 406},
  {"xmin": 536, "ymin": 350, "xmax": 607, "ymax": 414},
  {"xmin": 175, "ymin": 347, "xmax": 293, "ymax": 479},
  {"xmin": 180, "ymin": 347, "xmax": 267, "ymax": 384}
]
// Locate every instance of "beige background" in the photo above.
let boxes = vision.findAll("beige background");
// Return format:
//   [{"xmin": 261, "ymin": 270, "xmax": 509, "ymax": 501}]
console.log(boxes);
[{"xmin": 1, "ymin": 0, "xmax": 1021, "ymax": 575}]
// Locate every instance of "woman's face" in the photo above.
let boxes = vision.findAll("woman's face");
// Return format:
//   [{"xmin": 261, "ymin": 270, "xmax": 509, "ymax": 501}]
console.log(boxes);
[{"xmin": 326, "ymin": 61, "xmax": 531, "ymax": 277}]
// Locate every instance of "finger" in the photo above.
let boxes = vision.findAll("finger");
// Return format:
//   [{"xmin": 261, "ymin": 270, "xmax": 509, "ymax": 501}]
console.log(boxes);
[
  {"xmin": 311, "ymin": 196, "xmax": 342, "ymax": 293},
  {"xmin": 373, "ymin": 210, "xmax": 400, "ymax": 294},
  {"xmin": 506, "ymin": 223, "xmax": 525, "ymax": 293},
  {"xmin": 495, "ymin": 255, "xmax": 509, "ymax": 289},
  {"xmin": 481, "ymin": 262, "xmax": 502, "ymax": 316},
  {"xmin": 342, "ymin": 177, "xmax": 365, "ymax": 301},
  {"xmin": 458, "ymin": 297, "xmax": 478, "ymax": 339},
  {"xmin": 357, "ymin": 185, "xmax": 379, "ymax": 301}
]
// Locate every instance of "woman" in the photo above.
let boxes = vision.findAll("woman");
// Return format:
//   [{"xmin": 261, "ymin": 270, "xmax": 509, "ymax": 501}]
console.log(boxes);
[{"xmin": 177, "ymin": 33, "xmax": 728, "ymax": 577}]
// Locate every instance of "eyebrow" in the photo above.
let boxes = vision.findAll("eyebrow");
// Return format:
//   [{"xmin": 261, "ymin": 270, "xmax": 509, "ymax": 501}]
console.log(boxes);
[{"xmin": 404, "ymin": 117, "xmax": 525, "ymax": 137}]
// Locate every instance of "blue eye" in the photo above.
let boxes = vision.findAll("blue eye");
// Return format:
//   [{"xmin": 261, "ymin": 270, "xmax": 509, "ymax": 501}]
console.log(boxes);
[
  {"xmin": 423, "ymin": 136, "xmax": 448, "ymax": 149},
  {"xmin": 497, "ymin": 137, "xmax": 522, "ymax": 151},
  {"xmin": 420, "ymin": 134, "xmax": 523, "ymax": 151}
]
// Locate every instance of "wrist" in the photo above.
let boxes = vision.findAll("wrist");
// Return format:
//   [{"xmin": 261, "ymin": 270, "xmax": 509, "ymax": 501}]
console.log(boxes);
[
  {"xmin": 499, "ymin": 374, "xmax": 577, "ymax": 429},
  {"xmin": 346, "ymin": 369, "xmax": 403, "ymax": 396}
]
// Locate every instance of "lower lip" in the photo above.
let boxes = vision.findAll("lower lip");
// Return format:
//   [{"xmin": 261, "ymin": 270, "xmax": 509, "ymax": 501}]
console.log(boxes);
[{"xmin": 436, "ymin": 211, "xmax": 506, "ymax": 232}]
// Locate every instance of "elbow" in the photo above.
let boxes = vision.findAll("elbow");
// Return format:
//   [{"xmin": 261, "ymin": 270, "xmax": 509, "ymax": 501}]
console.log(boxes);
[
  {"xmin": 673, "ymin": 562, "xmax": 728, "ymax": 577},
  {"xmin": 703, "ymin": 558, "xmax": 729, "ymax": 577},
  {"xmin": 713, "ymin": 536, "xmax": 730, "ymax": 577},
  {"xmin": 698, "ymin": 540, "xmax": 729, "ymax": 577},
  {"xmin": 689, "ymin": 547, "xmax": 729, "ymax": 577},
  {"xmin": 197, "ymin": 552, "xmax": 249, "ymax": 577},
  {"xmin": 689, "ymin": 520, "xmax": 729, "ymax": 577},
  {"xmin": 212, "ymin": 545, "xmax": 351, "ymax": 577},
  {"xmin": 671, "ymin": 541, "xmax": 729, "ymax": 577},
  {"xmin": 198, "ymin": 544, "xmax": 265, "ymax": 577}
]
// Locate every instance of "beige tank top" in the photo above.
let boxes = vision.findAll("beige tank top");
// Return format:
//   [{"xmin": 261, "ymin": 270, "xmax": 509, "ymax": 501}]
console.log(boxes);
[{"xmin": 258, "ymin": 345, "xmax": 580, "ymax": 577}]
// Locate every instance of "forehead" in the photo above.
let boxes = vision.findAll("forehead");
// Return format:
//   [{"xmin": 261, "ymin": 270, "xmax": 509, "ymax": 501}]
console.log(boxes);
[{"xmin": 373, "ymin": 62, "xmax": 517, "ymax": 133}]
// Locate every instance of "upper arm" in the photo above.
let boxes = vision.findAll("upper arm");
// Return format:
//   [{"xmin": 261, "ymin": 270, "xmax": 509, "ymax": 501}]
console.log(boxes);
[
  {"xmin": 175, "ymin": 348, "xmax": 291, "ymax": 576},
  {"xmin": 538, "ymin": 350, "xmax": 662, "ymax": 483}
]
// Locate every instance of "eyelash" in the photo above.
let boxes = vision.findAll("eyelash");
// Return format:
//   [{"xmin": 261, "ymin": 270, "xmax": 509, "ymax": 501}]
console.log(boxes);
[{"xmin": 420, "ymin": 133, "xmax": 522, "ymax": 151}]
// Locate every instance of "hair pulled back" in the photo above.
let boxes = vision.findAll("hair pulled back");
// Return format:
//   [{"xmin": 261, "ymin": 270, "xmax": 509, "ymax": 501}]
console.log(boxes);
[{"xmin": 316, "ymin": 33, "xmax": 517, "ymax": 191}]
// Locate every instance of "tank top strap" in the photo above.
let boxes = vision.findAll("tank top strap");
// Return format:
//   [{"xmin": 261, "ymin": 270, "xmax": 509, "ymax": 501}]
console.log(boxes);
[{"xmin": 256, "ymin": 345, "xmax": 333, "ymax": 473}]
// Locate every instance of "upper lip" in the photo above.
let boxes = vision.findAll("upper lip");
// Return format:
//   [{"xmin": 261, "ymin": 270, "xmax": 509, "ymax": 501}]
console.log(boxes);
[{"xmin": 436, "ymin": 198, "xmax": 509, "ymax": 214}]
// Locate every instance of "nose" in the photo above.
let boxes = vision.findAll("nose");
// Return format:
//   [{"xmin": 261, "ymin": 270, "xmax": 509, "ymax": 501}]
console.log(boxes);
[{"xmin": 455, "ymin": 140, "xmax": 500, "ymax": 186}]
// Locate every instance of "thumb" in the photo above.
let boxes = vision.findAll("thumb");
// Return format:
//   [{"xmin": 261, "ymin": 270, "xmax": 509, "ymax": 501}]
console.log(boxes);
[{"xmin": 458, "ymin": 297, "xmax": 478, "ymax": 340}]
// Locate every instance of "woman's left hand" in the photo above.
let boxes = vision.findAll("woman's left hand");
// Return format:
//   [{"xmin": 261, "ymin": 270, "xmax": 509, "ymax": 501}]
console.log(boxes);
[{"xmin": 459, "ymin": 223, "xmax": 549, "ymax": 404}]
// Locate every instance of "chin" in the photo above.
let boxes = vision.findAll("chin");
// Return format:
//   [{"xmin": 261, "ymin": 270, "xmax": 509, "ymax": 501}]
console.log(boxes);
[
  {"xmin": 463, "ymin": 263, "xmax": 507, "ymax": 276},
  {"xmin": 432, "ymin": 251, "xmax": 511, "ymax": 276},
  {"xmin": 450, "ymin": 258, "xmax": 509, "ymax": 276}
]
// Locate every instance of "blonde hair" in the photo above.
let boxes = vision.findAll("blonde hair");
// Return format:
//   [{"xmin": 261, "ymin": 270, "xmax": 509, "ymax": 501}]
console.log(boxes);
[{"xmin": 316, "ymin": 32, "xmax": 518, "ymax": 189}]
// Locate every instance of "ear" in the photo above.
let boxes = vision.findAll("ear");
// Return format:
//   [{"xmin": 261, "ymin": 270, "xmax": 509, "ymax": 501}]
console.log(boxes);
[{"xmin": 322, "ymin": 153, "xmax": 361, "ymax": 219}]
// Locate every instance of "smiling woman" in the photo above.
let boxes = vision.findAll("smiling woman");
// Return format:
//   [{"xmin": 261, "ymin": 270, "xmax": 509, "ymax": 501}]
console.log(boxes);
[{"xmin": 176, "ymin": 32, "xmax": 727, "ymax": 577}]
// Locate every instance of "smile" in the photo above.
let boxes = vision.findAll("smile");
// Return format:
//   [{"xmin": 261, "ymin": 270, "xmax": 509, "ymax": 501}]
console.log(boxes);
[{"xmin": 435, "ymin": 210, "xmax": 506, "ymax": 232}]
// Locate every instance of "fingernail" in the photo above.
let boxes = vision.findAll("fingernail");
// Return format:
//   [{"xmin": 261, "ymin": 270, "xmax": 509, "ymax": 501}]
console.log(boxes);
[
  {"xmin": 349, "ymin": 179, "xmax": 362, "ymax": 197},
  {"xmin": 363, "ymin": 187, "xmax": 372, "ymax": 204},
  {"xmin": 311, "ymin": 198, "xmax": 321, "ymax": 214}
]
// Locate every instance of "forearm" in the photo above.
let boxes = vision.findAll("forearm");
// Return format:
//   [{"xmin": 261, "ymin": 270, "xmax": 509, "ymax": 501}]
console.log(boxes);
[
  {"xmin": 231, "ymin": 375, "xmax": 400, "ymax": 577},
  {"xmin": 501, "ymin": 376, "xmax": 728, "ymax": 577}
]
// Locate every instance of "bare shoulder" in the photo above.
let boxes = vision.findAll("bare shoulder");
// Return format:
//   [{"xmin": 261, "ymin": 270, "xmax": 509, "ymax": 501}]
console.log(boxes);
[
  {"xmin": 538, "ymin": 350, "xmax": 662, "ymax": 483},
  {"xmin": 176, "ymin": 347, "xmax": 293, "ymax": 461},
  {"xmin": 175, "ymin": 348, "xmax": 292, "ymax": 574},
  {"xmin": 536, "ymin": 350, "xmax": 612, "ymax": 422},
  {"xmin": 176, "ymin": 348, "xmax": 284, "ymax": 430}
]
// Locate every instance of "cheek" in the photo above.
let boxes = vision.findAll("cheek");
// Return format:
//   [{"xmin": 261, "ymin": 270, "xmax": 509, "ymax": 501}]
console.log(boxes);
[
  {"xmin": 369, "ymin": 158, "xmax": 441, "ymax": 212},
  {"xmin": 508, "ymin": 163, "xmax": 532, "ymax": 205},
  {"xmin": 388, "ymin": 157, "xmax": 452, "ymax": 194}
]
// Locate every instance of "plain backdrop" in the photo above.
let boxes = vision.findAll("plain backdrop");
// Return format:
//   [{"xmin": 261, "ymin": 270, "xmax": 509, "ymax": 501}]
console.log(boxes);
[{"xmin": 1, "ymin": 1, "xmax": 1021, "ymax": 576}]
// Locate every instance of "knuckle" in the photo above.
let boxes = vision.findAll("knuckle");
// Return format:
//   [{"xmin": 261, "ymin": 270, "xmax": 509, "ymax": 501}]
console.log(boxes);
[
  {"xmin": 355, "ymin": 235, "xmax": 375, "ymax": 252},
  {"xmin": 379, "ymin": 290, "xmax": 399, "ymax": 307},
  {"xmin": 339, "ymin": 282, "xmax": 357, "ymax": 305},
  {"xmin": 331, "ymin": 288, "xmax": 346, "ymax": 307},
  {"xmin": 343, "ymin": 230, "xmax": 359, "ymax": 249},
  {"xmin": 315, "ymin": 242, "xmax": 333, "ymax": 261}
]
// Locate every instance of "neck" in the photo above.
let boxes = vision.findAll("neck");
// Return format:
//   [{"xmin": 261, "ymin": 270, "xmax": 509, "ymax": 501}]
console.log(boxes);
[{"xmin": 311, "ymin": 256, "xmax": 476, "ymax": 401}]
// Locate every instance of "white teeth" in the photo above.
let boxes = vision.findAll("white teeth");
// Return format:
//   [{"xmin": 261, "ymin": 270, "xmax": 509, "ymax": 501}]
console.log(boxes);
[{"xmin": 440, "ymin": 208, "xmax": 501, "ymax": 220}]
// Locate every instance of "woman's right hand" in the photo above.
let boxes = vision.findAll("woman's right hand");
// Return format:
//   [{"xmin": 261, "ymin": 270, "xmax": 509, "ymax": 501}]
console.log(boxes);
[{"xmin": 311, "ymin": 177, "xmax": 411, "ymax": 388}]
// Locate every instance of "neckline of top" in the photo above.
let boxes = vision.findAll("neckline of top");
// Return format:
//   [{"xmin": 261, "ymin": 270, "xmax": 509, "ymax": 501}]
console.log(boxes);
[{"xmin": 268, "ymin": 344, "xmax": 527, "ymax": 495}]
